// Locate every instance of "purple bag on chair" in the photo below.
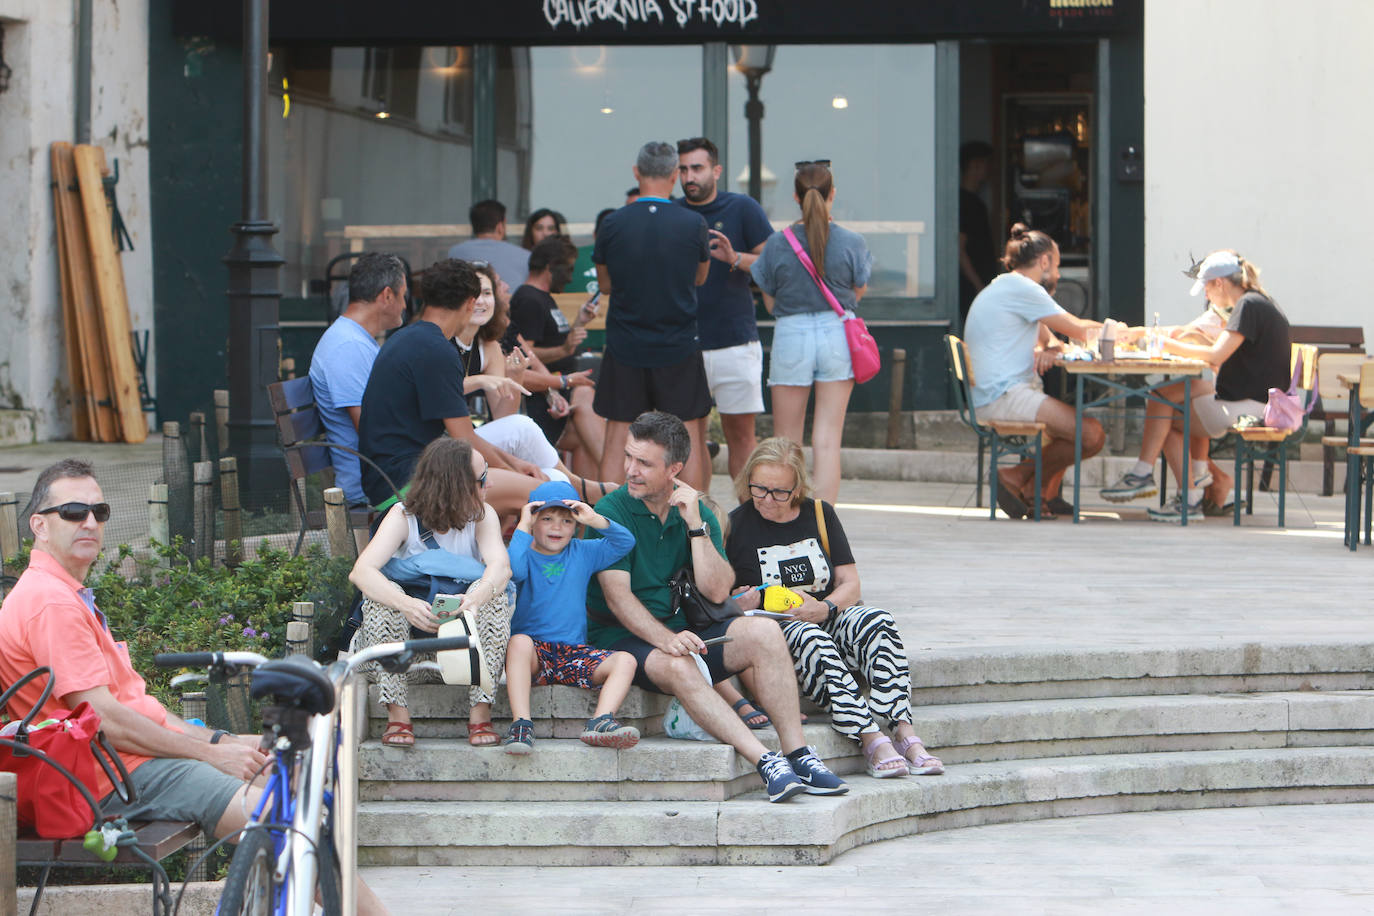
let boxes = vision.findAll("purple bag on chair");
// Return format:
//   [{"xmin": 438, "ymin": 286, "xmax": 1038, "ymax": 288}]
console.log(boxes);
[{"xmin": 1262, "ymin": 351, "xmax": 1313, "ymax": 430}]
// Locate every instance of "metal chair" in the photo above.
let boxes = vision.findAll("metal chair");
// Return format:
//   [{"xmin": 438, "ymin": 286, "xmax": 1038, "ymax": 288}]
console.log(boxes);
[
  {"xmin": 1343, "ymin": 360, "xmax": 1374, "ymax": 549},
  {"xmin": 266, "ymin": 377, "xmax": 400, "ymax": 554},
  {"xmin": 944, "ymin": 334, "xmax": 1045, "ymax": 521},
  {"xmin": 1231, "ymin": 344, "xmax": 1317, "ymax": 527}
]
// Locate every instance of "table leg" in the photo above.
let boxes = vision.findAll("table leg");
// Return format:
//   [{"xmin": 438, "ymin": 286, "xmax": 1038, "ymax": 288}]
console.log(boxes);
[
  {"xmin": 1180, "ymin": 376, "xmax": 1191, "ymax": 526},
  {"xmin": 1073, "ymin": 374, "xmax": 1084, "ymax": 523},
  {"xmin": 1347, "ymin": 387, "xmax": 1359, "ymax": 550}
]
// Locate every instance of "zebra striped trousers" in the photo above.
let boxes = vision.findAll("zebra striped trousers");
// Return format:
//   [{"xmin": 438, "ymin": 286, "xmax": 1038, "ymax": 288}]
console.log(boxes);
[{"xmin": 780, "ymin": 604, "xmax": 913, "ymax": 739}]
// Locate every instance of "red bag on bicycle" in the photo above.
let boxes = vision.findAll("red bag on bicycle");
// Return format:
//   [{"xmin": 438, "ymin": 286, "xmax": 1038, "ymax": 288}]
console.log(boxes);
[{"xmin": 0, "ymin": 668, "xmax": 130, "ymax": 838}]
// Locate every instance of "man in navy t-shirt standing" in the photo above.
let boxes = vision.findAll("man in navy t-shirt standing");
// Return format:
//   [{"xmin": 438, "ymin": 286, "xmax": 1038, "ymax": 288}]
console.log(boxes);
[
  {"xmin": 676, "ymin": 137, "xmax": 774, "ymax": 485},
  {"xmin": 593, "ymin": 140, "xmax": 712, "ymax": 487}
]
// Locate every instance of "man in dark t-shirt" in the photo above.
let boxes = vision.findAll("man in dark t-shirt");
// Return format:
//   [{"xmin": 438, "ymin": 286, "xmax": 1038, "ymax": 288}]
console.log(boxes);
[
  {"xmin": 676, "ymin": 137, "xmax": 775, "ymax": 486},
  {"xmin": 592, "ymin": 140, "xmax": 712, "ymax": 487},
  {"xmin": 958, "ymin": 142, "xmax": 999, "ymax": 329},
  {"xmin": 358, "ymin": 258, "xmax": 543, "ymax": 509}
]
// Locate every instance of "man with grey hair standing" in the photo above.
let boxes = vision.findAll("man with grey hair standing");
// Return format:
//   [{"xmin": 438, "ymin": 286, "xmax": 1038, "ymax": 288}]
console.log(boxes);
[
  {"xmin": 593, "ymin": 141, "xmax": 712, "ymax": 488},
  {"xmin": 309, "ymin": 252, "xmax": 409, "ymax": 506}
]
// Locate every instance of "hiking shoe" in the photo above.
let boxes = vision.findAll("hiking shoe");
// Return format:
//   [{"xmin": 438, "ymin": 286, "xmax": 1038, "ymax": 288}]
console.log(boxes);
[
  {"xmin": 503, "ymin": 718, "xmax": 534, "ymax": 755},
  {"xmin": 1146, "ymin": 494, "xmax": 1203, "ymax": 524},
  {"xmin": 1202, "ymin": 496, "xmax": 1243, "ymax": 517},
  {"xmin": 580, "ymin": 714, "xmax": 640, "ymax": 749},
  {"xmin": 756, "ymin": 750, "xmax": 807, "ymax": 803},
  {"xmin": 1100, "ymin": 471, "xmax": 1157, "ymax": 502},
  {"xmin": 786, "ymin": 747, "xmax": 849, "ymax": 796}
]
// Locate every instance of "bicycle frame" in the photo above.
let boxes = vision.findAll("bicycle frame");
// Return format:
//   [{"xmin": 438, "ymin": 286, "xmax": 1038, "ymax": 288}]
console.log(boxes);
[{"xmin": 158, "ymin": 635, "xmax": 469, "ymax": 916}]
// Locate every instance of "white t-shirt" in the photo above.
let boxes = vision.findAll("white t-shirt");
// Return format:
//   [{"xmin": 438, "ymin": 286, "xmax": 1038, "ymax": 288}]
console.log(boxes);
[{"xmin": 963, "ymin": 272, "xmax": 1065, "ymax": 408}]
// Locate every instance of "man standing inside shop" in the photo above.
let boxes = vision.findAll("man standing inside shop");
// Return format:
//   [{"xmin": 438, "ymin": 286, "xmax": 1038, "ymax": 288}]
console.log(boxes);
[
  {"xmin": 959, "ymin": 141, "xmax": 999, "ymax": 330},
  {"xmin": 593, "ymin": 140, "xmax": 712, "ymax": 488},
  {"xmin": 676, "ymin": 137, "xmax": 775, "ymax": 486}
]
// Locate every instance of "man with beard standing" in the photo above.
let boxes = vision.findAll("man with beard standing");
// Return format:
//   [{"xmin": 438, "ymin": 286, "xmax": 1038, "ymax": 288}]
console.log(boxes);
[
  {"xmin": 676, "ymin": 137, "xmax": 775, "ymax": 486},
  {"xmin": 964, "ymin": 223, "xmax": 1105, "ymax": 519}
]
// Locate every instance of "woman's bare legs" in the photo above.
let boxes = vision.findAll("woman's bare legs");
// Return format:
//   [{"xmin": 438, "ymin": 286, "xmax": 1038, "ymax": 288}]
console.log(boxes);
[{"xmin": 810, "ymin": 380, "xmax": 854, "ymax": 504}]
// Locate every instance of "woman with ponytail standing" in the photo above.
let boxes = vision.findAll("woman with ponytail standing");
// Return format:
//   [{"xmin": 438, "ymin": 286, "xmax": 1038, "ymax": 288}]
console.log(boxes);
[{"xmin": 750, "ymin": 162, "xmax": 872, "ymax": 503}]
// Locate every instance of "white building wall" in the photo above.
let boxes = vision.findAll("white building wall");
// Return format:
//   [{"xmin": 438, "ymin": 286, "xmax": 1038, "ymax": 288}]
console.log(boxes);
[
  {"xmin": 1144, "ymin": 0, "xmax": 1374, "ymax": 344},
  {"xmin": 0, "ymin": 0, "xmax": 152, "ymax": 441}
]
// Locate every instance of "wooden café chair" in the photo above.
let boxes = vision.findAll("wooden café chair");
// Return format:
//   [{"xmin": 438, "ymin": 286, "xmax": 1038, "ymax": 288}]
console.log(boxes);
[{"xmin": 1230, "ymin": 343, "xmax": 1318, "ymax": 527}]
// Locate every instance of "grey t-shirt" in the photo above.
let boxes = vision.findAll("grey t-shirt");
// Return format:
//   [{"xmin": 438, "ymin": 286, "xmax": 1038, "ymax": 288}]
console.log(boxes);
[
  {"xmin": 446, "ymin": 238, "xmax": 530, "ymax": 289},
  {"xmin": 750, "ymin": 222, "xmax": 873, "ymax": 318}
]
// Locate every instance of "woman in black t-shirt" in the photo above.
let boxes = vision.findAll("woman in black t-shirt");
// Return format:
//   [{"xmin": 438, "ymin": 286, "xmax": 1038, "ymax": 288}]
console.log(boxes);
[{"xmin": 720, "ymin": 438, "xmax": 944, "ymax": 779}]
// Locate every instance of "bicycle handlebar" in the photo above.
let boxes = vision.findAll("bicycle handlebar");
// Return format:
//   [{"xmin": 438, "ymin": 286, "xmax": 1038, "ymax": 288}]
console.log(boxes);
[{"xmin": 154, "ymin": 650, "xmax": 270, "ymax": 670}]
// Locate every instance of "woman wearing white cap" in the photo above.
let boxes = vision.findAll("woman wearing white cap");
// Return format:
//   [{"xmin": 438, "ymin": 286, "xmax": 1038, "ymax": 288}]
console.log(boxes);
[{"xmin": 1099, "ymin": 250, "xmax": 1291, "ymax": 521}]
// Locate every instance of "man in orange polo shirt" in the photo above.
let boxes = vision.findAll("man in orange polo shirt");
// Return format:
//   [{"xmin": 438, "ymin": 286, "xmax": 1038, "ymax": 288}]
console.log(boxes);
[
  {"xmin": 0, "ymin": 458, "xmax": 269, "ymax": 838},
  {"xmin": 0, "ymin": 460, "xmax": 390, "ymax": 912}
]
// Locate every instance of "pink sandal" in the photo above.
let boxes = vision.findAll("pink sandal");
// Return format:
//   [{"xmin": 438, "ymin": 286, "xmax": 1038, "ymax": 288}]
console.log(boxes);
[
  {"xmin": 862, "ymin": 735, "xmax": 908, "ymax": 779},
  {"xmin": 894, "ymin": 735, "xmax": 944, "ymax": 776}
]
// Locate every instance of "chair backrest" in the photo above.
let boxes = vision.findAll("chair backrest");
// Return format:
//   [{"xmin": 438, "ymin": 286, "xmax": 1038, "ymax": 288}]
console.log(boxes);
[
  {"xmin": 943, "ymin": 334, "xmax": 984, "ymax": 434},
  {"xmin": 1362, "ymin": 360, "xmax": 1374, "ymax": 410},
  {"xmin": 1316, "ymin": 352, "xmax": 1368, "ymax": 402},
  {"xmin": 266, "ymin": 377, "xmax": 335, "ymax": 483}
]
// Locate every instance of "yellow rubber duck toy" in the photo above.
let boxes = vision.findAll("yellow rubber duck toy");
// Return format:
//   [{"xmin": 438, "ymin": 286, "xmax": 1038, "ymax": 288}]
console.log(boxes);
[{"xmin": 762, "ymin": 585, "xmax": 805, "ymax": 612}]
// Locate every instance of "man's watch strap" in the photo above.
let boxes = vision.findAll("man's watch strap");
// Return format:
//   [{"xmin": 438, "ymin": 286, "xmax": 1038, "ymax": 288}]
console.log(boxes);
[
  {"xmin": 210, "ymin": 729, "xmax": 230, "ymax": 745},
  {"xmin": 687, "ymin": 524, "xmax": 709, "ymax": 538}
]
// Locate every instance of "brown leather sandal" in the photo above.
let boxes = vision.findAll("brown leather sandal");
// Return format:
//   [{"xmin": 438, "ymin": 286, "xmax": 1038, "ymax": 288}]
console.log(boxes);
[
  {"xmin": 381, "ymin": 721, "xmax": 415, "ymax": 748},
  {"xmin": 467, "ymin": 721, "xmax": 499, "ymax": 747}
]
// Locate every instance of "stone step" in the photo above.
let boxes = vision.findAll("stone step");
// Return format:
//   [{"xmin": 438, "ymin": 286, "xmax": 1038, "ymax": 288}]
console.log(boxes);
[
  {"xmin": 366, "ymin": 642, "xmax": 1374, "ymax": 731},
  {"xmin": 356, "ymin": 745, "xmax": 1374, "ymax": 867},
  {"xmin": 358, "ymin": 691, "xmax": 1374, "ymax": 803}
]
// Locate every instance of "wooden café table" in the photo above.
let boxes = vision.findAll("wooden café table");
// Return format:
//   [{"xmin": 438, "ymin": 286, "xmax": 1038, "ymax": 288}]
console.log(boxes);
[{"xmin": 1056, "ymin": 352, "xmax": 1210, "ymax": 525}]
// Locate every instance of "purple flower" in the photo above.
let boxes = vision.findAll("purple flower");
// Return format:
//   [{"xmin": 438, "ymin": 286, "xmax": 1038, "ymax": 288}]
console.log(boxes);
[
  {"xmin": 219, "ymin": 615, "xmax": 233, "ymax": 625},
  {"xmin": 242, "ymin": 627, "xmax": 257, "ymax": 638},
  {"xmin": 190, "ymin": 601, "xmax": 203, "ymax": 609}
]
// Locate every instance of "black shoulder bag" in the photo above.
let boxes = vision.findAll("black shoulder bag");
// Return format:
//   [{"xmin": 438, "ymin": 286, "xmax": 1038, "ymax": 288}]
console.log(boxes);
[{"xmin": 669, "ymin": 567, "xmax": 743, "ymax": 631}]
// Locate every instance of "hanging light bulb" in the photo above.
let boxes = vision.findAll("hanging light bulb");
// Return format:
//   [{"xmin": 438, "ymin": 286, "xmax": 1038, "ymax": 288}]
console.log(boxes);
[{"xmin": 832, "ymin": 96, "xmax": 849, "ymax": 109}]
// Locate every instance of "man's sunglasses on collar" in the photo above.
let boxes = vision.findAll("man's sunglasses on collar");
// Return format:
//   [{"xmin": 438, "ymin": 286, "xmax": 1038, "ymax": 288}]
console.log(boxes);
[{"xmin": 36, "ymin": 502, "xmax": 111, "ymax": 523}]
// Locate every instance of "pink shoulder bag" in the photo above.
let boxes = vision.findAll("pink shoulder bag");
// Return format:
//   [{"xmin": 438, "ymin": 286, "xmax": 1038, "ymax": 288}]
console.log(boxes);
[{"xmin": 781, "ymin": 227, "xmax": 881, "ymax": 384}]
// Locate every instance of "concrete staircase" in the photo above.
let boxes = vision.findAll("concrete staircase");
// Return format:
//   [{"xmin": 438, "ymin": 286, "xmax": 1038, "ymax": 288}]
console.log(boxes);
[{"xmin": 355, "ymin": 642, "xmax": 1374, "ymax": 866}]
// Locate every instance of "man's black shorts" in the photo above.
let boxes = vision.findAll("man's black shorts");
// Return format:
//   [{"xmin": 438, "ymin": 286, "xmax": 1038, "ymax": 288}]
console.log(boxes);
[
  {"xmin": 609, "ymin": 619, "xmax": 740, "ymax": 693},
  {"xmin": 593, "ymin": 350, "xmax": 713, "ymax": 423}
]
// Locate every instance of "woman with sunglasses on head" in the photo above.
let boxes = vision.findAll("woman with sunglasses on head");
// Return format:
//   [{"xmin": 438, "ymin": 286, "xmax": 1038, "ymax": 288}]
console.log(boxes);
[
  {"xmin": 717, "ymin": 437, "xmax": 944, "ymax": 779},
  {"xmin": 349, "ymin": 437, "xmax": 513, "ymax": 748},
  {"xmin": 750, "ymin": 161, "xmax": 872, "ymax": 503}
]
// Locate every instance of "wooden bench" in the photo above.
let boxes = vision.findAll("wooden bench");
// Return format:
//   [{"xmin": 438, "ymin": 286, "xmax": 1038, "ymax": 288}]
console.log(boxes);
[
  {"xmin": 1291, "ymin": 327, "xmax": 1368, "ymax": 494},
  {"xmin": 17, "ymin": 820, "xmax": 199, "ymax": 916}
]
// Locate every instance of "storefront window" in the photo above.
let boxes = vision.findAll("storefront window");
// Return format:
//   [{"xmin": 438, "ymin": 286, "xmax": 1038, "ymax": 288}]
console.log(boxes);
[{"xmin": 727, "ymin": 44, "xmax": 936, "ymax": 299}]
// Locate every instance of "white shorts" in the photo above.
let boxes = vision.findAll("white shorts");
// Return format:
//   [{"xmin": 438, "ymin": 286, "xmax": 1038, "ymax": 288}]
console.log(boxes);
[
  {"xmin": 475, "ymin": 414, "xmax": 567, "ymax": 481},
  {"xmin": 976, "ymin": 379, "xmax": 1049, "ymax": 423},
  {"xmin": 1192, "ymin": 394, "xmax": 1266, "ymax": 439},
  {"xmin": 702, "ymin": 341, "xmax": 764, "ymax": 415}
]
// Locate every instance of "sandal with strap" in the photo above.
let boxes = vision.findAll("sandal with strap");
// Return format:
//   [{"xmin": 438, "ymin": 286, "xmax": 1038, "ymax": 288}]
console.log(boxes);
[
  {"xmin": 893, "ymin": 734, "xmax": 945, "ymax": 776},
  {"xmin": 467, "ymin": 720, "xmax": 499, "ymax": 747},
  {"xmin": 381, "ymin": 721, "xmax": 415, "ymax": 748},
  {"xmin": 732, "ymin": 698, "xmax": 771, "ymax": 730},
  {"xmin": 862, "ymin": 734, "xmax": 908, "ymax": 779}
]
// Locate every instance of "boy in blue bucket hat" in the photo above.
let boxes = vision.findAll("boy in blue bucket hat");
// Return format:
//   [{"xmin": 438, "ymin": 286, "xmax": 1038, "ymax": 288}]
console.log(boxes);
[{"xmin": 502, "ymin": 480, "xmax": 640, "ymax": 754}]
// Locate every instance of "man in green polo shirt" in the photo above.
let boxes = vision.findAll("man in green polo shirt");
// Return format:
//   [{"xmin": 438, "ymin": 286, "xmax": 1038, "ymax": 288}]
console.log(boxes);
[{"xmin": 585, "ymin": 411, "xmax": 846, "ymax": 802}]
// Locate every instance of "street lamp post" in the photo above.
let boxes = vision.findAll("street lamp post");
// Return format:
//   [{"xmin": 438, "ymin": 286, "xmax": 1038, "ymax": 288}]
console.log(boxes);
[
  {"xmin": 731, "ymin": 45, "xmax": 775, "ymax": 204},
  {"xmin": 224, "ymin": 0, "xmax": 286, "ymax": 502}
]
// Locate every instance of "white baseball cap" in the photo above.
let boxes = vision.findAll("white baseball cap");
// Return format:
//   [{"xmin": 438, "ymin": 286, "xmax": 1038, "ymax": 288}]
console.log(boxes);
[{"xmin": 1186, "ymin": 251, "xmax": 1240, "ymax": 296}]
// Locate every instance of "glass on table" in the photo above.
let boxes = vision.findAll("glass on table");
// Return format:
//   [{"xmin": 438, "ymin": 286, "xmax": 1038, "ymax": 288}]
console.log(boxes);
[{"xmin": 1081, "ymin": 326, "xmax": 1101, "ymax": 358}]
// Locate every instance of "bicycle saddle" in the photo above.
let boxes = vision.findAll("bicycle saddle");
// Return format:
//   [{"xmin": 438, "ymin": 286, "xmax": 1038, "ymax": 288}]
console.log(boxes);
[{"xmin": 250, "ymin": 655, "xmax": 335, "ymax": 716}]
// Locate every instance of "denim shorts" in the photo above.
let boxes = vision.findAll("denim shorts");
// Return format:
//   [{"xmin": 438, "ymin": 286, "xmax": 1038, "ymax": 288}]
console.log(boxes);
[{"xmin": 768, "ymin": 311, "xmax": 852, "ymax": 386}]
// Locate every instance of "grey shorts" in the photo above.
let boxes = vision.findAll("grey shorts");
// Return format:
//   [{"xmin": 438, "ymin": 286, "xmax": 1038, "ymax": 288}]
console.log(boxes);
[{"xmin": 101, "ymin": 756, "xmax": 244, "ymax": 837}]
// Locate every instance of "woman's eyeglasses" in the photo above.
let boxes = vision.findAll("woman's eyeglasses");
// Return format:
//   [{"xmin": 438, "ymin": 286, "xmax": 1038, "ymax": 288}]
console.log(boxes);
[
  {"xmin": 748, "ymin": 483, "xmax": 796, "ymax": 503},
  {"xmin": 794, "ymin": 159, "xmax": 831, "ymax": 170},
  {"xmin": 477, "ymin": 468, "xmax": 489, "ymax": 488},
  {"xmin": 36, "ymin": 502, "xmax": 111, "ymax": 523}
]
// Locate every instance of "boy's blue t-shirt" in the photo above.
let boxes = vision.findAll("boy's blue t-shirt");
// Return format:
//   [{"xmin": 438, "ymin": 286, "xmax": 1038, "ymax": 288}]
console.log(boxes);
[{"xmin": 508, "ymin": 519, "xmax": 636, "ymax": 645}]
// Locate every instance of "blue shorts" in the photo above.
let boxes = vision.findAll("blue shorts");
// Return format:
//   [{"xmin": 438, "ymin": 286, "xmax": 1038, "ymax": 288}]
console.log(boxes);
[
  {"xmin": 609, "ymin": 619, "xmax": 740, "ymax": 694},
  {"xmin": 768, "ymin": 311, "xmax": 852, "ymax": 386}
]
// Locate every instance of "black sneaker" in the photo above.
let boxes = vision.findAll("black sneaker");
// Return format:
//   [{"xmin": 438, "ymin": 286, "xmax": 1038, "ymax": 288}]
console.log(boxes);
[
  {"xmin": 786, "ymin": 747, "xmax": 849, "ymax": 796},
  {"xmin": 756, "ymin": 750, "xmax": 806, "ymax": 803}
]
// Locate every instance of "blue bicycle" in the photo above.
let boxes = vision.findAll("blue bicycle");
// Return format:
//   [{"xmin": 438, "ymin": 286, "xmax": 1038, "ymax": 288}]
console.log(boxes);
[{"xmin": 155, "ymin": 633, "xmax": 472, "ymax": 915}]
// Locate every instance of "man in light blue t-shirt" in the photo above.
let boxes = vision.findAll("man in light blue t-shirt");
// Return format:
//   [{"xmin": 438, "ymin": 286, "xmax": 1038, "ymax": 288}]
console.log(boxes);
[
  {"xmin": 447, "ymin": 199, "xmax": 530, "ymax": 288},
  {"xmin": 308, "ymin": 253, "xmax": 408, "ymax": 506},
  {"xmin": 963, "ymin": 227, "xmax": 1104, "ymax": 519}
]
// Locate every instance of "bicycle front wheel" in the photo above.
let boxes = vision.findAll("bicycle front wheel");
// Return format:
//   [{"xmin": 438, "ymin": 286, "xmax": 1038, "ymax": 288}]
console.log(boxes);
[{"xmin": 217, "ymin": 826, "xmax": 277, "ymax": 915}]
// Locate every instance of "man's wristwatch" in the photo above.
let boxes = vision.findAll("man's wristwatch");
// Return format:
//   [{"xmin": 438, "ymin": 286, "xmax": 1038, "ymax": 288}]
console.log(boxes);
[
  {"xmin": 732, "ymin": 253, "xmax": 743, "ymax": 271},
  {"xmin": 686, "ymin": 524, "xmax": 709, "ymax": 538},
  {"xmin": 210, "ymin": 729, "xmax": 230, "ymax": 745}
]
